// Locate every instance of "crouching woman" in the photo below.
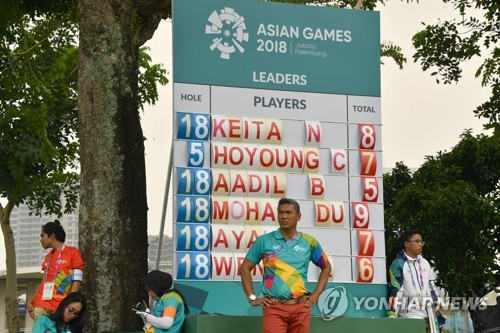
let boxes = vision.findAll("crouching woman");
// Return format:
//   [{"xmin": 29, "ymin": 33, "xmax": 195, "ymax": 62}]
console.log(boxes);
[{"xmin": 140, "ymin": 270, "xmax": 189, "ymax": 333}]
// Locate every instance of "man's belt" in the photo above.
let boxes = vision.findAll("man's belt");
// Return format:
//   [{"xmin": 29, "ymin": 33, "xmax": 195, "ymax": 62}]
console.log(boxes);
[{"xmin": 265, "ymin": 295, "xmax": 308, "ymax": 305}]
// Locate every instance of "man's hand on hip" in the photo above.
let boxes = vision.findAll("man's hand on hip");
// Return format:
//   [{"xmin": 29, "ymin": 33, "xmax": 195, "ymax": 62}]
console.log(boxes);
[
  {"xmin": 250, "ymin": 297, "xmax": 272, "ymax": 308},
  {"xmin": 305, "ymin": 292, "xmax": 320, "ymax": 308}
]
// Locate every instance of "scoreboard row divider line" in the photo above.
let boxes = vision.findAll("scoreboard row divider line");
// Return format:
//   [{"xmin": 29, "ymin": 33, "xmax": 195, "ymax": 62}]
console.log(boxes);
[{"xmin": 174, "ymin": 109, "xmax": 383, "ymax": 126}]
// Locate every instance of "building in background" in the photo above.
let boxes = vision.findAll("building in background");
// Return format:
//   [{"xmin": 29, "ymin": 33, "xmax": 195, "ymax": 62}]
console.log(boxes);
[
  {"xmin": 7, "ymin": 203, "xmax": 173, "ymax": 270},
  {"xmin": 0, "ymin": 203, "xmax": 173, "ymax": 332},
  {"xmin": 8, "ymin": 203, "xmax": 79, "ymax": 269},
  {"xmin": 148, "ymin": 235, "xmax": 174, "ymax": 271}
]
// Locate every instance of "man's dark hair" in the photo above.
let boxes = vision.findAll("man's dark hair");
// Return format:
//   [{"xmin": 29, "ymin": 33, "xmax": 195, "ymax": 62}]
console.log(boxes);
[
  {"xmin": 398, "ymin": 229, "xmax": 422, "ymax": 249},
  {"xmin": 278, "ymin": 198, "xmax": 300, "ymax": 214},
  {"xmin": 42, "ymin": 220, "xmax": 66, "ymax": 242}
]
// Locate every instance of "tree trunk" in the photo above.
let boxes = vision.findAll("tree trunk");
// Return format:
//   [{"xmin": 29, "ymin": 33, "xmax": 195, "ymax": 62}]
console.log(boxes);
[
  {"xmin": 77, "ymin": 1, "xmax": 150, "ymax": 331},
  {"xmin": 0, "ymin": 201, "xmax": 20, "ymax": 333}
]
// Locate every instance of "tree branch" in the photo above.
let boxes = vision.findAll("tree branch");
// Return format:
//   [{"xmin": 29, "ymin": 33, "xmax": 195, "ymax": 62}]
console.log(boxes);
[
  {"xmin": 135, "ymin": 0, "xmax": 170, "ymax": 46},
  {"xmin": 12, "ymin": 37, "xmax": 49, "ymax": 56}
]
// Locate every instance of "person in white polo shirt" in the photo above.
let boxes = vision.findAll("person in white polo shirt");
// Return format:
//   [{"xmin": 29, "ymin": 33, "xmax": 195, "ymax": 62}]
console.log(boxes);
[{"xmin": 388, "ymin": 229, "xmax": 446, "ymax": 332}]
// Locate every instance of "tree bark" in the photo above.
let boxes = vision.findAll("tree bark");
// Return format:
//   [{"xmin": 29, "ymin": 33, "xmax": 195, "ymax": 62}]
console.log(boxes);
[
  {"xmin": 77, "ymin": 0, "xmax": 165, "ymax": 330},
  {"xmin": 0, "ymin": 201, "xmax": 19, "ymax": 333}
]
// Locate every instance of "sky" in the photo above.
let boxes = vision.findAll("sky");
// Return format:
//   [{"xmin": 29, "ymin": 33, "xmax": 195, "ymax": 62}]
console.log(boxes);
[{"xmin": 0, "ymin": 1, "xmax": 490, "ymax": 270}]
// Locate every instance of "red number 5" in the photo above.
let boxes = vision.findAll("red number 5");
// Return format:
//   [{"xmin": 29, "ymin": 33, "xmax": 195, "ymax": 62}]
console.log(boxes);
[{"xmin": 362, "ymin": 177, "xmax": 379, "ymax": 202}]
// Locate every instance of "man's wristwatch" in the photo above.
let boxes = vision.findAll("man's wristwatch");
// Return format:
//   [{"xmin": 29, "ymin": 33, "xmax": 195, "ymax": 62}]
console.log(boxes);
[{"xmin": 248, "ymin": 294, "xmax": 257, "ymax": 302}]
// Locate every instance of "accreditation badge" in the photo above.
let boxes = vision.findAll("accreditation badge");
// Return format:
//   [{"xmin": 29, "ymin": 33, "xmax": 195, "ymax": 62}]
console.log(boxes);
[{"xmin": 42, "ymin": 282, "xmax": 55, "ymax": 300}]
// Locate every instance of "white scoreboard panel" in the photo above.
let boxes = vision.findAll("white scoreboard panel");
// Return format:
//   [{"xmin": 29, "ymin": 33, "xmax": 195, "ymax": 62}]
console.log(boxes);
[{"xmin": 172, "ymin": 83, "xmax": 385, "ymax": 284}]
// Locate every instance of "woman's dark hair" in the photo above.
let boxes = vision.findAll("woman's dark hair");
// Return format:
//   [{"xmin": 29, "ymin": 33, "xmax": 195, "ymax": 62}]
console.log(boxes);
[
  {"xmin": 42, "ymin": 220, "xmax": 66, "ymax": 242},
  {"xmin": 48, "ymin": 292, "xmax": 87, "ymax": 333},
  {"xmin": 144, "ymin": 270, "xmax": 190, "ymax": 315}
]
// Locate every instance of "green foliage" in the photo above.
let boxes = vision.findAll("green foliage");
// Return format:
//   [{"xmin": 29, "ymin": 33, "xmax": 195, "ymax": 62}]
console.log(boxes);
[
  {"xmin": 0, "ymin": 0, "xmax": 77, "ymax": 36},
  {"xmin": 0, "ymin": 11, "xmax": 80, "ymax": 216},
  {"xmin": 413, "ymin": 21, "xmax": 481, "ymax": 84},
  {"xmin": 269, "ymin": 0, "xmax": 397, "ymax": 10},
  {"xmin": 139, "ymin": 46, "xmax": 169, "ymax": 111},
  {"xmin": 271, "ymin": 0, "xmax": 339, "ymax": 5},
  {"xmin": 383, "ymin": 162, "xmax": 413, "ymax": 264},
  {"xmin": 411, "ymin": 0, "xmax": 500, "ymax": 131},
  {"xmin": 381, "ymin": 42, "xmax": 407, "ymax": 69},
  {"xmin": 384, "ymin": 131, "xmax": 500, "ymax": 297},
  {"xmin": 0, "ymin": 9, "xmax": 168, "ymax": 215}
]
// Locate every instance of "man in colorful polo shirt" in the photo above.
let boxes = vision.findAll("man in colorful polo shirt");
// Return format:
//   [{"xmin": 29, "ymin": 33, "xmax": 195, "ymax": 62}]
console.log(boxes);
[{"xmin": 241, "ymin": 197, "xmax": 331, "ymax": 333}]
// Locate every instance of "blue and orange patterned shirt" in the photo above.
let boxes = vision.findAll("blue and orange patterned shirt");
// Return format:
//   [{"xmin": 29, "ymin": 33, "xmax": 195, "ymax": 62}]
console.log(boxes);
[
  {"xmin": 245, "ymin": 229, "xmax": 328, "ymax": 299},
  {"xmin": 146, "ymin": 291, "xmax": 185, "ymax": 333}
]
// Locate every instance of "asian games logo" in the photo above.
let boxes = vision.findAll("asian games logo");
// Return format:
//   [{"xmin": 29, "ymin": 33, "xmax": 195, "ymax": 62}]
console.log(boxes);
[{"xmin": 205, "ymin": 7, "xmax": 249, "ymax": 60}]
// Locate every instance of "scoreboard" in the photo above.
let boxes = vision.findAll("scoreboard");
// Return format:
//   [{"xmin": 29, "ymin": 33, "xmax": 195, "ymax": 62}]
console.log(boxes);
[
  {"xmin": 172, "ymin": 0, "xmax": 384, "ymax": 315},
  {"xmin": 172, "ymin": 86, "xmax": 385, "ymax": 283}
]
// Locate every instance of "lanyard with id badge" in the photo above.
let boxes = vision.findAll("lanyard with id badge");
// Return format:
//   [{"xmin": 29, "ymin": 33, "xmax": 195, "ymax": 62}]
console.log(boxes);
[
  {"xmin": 42, "ymin": 245, "xmax": 65, "ymax": 300},
  {"xmin": 264, "ymin": 231, "xmax": 299, "ymax": 264}
]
